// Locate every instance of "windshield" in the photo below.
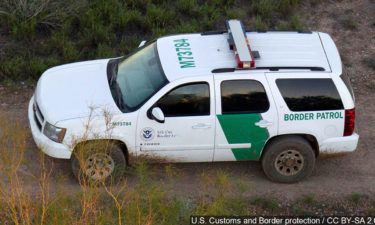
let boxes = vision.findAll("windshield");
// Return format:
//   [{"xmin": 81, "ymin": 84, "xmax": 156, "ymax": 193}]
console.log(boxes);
[{"xmin": 109, "ymin": 42, "xmax": 168, "ymax": 112}]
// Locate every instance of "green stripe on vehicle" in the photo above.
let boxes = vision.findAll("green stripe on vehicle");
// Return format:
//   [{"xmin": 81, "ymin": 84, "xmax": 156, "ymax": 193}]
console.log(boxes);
[{"xmin": 217, "ymin": 114, "xmax": 269, "ymax": 160}]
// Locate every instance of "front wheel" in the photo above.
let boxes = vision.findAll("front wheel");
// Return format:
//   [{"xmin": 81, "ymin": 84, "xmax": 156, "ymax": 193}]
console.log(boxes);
[
  {"xmin": 261, "ymin": 136, "xmax": 316, "ymax": 183},
  {"xmin": 71, "ymin": 141, "xmax": 127, "ymax": 184}
]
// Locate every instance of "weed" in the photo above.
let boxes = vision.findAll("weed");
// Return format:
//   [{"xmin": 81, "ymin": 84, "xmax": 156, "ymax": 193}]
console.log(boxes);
[
  {"xmin": 146, "ymin": 4, "xmax": 176, "ymax": 28},
  {"xmin": 235, "ymin": 178, "xmax": 250, "ymax": 194},
  {"xmin": 226, "ymin": 8, "xmax": 247, "ymax": 21},
  {"xmin": 339, "ymin": 16, "xmax": 358, "ymax": 31},
  {"xmin": 252, "ymin": 0, "xmax": 277, "ymax": 18},
  {"xmin": 301, "ymin": 193, "xmax": 316, "ymax": 205},
  {"xmin": 255, "ymin": 15, "xmax": 269, "ymax": 30},
  {"xmin": 367, "ymin": 207, "xmax": 375, "ymax": 216},
  {"xmin": 349, "ymin": 192, "xmax": 365, "ymax": 204},
  {"xmin": 278, "ymin": 0, "xmax": 300, "ymax": 16},
  {"xmin": 310, "ymin": 0, "xmax": 324, "ymax": 7},
  {"xmin": 176, "ymin": 0, "xmax": 199, "ymax": 17},
  {"xmin": 289, "ymin": 15, "xmax": 304, "ymax": 30},
  {"xmin": 164, "ymin": 164, "xmax": 180, "ymax": 179},
  {"xmin": 251, "ymin": 196, "xmax": 279, "ymax": 210},
  {"xmin": 362, "ymin": 57, "xmax": 375, "ymax": 71}
]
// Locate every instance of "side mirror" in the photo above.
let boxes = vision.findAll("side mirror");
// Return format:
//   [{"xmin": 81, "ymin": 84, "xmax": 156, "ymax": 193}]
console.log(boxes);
[
  {"xmin": 138, "ymin": 40, "xmax": 147, "ymax": 48},
  {"xmin": 150, "ymin": 107, "xmax": 165, "ymax": 123}
]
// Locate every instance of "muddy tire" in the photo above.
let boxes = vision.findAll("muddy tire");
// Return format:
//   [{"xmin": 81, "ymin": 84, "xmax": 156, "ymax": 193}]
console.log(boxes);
[
  {"xmin": 71, "ymin": 141, "xmax": 126, "ymax": 184},
  {"xmin": 261, "ymin": 136, "xmax": 315, "ymax": 183}
]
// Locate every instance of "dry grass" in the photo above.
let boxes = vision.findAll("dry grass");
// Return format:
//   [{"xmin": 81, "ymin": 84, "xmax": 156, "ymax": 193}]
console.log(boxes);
[{"xmin": 1, "ymin": 109, "xmax": 375, "ymax": 224}]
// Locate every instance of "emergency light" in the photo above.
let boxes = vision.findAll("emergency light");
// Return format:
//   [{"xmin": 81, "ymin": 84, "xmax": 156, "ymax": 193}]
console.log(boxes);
[{"xmin": 226, "ymin": 19, "xmax": 257, "ymax": 69}]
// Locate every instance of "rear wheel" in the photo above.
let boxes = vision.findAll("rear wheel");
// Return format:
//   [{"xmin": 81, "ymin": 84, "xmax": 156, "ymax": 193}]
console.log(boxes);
[
  {"xmin": 261, "ymin": 136, "xmax": 315, "ymax": 183},
  {"xmin": 72, "ymin": 141, "xmax": 127, "ymax": 184}
]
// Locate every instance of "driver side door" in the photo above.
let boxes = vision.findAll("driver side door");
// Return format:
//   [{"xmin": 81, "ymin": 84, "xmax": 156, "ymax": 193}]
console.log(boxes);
[{"xmin": 135, "ymin": 77, "xmax": 215, "ymax": 162}]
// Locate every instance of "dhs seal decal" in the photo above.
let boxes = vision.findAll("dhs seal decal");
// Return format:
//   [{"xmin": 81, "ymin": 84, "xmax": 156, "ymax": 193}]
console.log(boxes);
[{"xmin": 141, "ymin": 127, "xmax": 154, "ymax": 141}]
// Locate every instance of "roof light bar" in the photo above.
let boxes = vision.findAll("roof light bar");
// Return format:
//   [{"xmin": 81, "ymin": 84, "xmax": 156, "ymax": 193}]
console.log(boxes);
[{"xmin": 226, "ymin": 19, "xmax": 256, "ymax": 69}]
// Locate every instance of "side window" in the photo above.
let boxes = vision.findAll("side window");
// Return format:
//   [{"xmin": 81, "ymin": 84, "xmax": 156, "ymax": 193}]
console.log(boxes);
[
  {"xmin": 221, "ymin": 80, "xmax": 269, "ymax": 114},
  {"xmin": 155, "ymin": 83, "xmax": 210, "ymax": 117},
  {"xmin": 276, "ymin": 78, "xmax": 344, "ymax": 111}
]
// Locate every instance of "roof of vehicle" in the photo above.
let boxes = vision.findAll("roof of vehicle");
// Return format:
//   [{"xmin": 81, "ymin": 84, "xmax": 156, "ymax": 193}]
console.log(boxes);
[{"xmin": 156, "ymin": 31, "xmax": 342, "ymax": 82}]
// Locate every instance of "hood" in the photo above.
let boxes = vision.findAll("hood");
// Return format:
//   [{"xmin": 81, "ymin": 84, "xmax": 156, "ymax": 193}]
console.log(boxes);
[{"xmin": 35, "ymin": 59, "xmax": 122, "ymax": 124}]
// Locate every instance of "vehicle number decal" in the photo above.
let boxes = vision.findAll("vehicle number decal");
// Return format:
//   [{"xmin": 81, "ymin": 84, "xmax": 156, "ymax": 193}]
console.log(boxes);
[
  {"xmin": 173, "ymin": 39, "xmax": 195, "ymax": 68},
  {"xmin": 112, "ymin": 121, "xmax": 132, "ymax": 126}
]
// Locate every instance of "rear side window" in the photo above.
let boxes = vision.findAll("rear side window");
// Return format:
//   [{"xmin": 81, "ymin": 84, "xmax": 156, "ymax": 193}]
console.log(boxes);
[
  {"xmin": 221, "ymin": 80, "xmax": 269, "ymax": 114},
  {"xmin": 155, "ymin": 83, "xmax": 210, "ymax": 117},
  {"xmin": 341, "ymin": 74, "xmax": 355, "ymax": 100},
  {"xmin": 276, "ymin": 78, "xmax": 344, "ymax": 111}
]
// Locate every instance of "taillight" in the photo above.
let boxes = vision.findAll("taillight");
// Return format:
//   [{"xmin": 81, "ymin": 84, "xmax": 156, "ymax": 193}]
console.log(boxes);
[{"xmin": 344, "ymin": 108, "xmax": 355, "ymax": 136}]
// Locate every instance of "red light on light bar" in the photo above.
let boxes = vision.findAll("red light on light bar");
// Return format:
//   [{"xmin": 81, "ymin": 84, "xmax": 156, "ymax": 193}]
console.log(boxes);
[{"xmin": 235, "ymin": 52, "xmax": 255, "ymax": 69}]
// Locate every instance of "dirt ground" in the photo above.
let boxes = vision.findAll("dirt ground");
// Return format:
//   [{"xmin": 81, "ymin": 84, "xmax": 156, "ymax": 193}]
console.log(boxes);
[{"xmin": 0, "ymin": 0, "xmax": 374, "ymax": 201}]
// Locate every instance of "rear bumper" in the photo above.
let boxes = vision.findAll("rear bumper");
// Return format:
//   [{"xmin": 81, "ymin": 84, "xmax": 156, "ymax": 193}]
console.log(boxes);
[
  {"xmin": 28, "ymin": 96, "xmax": 72, "ymax": 159},
  {"xmin": 319, "ymin": 133, "xmax": 359, "ymax": 154}
]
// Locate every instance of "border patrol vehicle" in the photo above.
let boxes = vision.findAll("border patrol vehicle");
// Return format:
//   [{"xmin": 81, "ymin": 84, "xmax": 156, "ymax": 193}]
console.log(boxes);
[{"xmin": 28, "ymin": 20, "xmax": 358, "ymax": 183}]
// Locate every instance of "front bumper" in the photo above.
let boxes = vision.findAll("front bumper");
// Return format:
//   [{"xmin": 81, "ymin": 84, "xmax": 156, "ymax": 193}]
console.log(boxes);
[
  {"xmin": 319, "ymin": 133, "xmax": 359, "ymax": 154},
  {"xmin": 28, "ymin": 96, "xmax": 72, "ymax": 159}
]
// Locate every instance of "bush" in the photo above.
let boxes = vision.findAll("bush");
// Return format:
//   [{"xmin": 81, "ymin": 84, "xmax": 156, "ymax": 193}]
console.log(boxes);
[
  {"xmin": 0, "ymin": 0, "xmax": 84, "ymax": 39},
  {"xmin": 0, "ymin": 0, "xmax": 304, "ymax": 82},
  {"xmin": 362, "ymin": 57, "xmax": 375, "ymax": 71}
]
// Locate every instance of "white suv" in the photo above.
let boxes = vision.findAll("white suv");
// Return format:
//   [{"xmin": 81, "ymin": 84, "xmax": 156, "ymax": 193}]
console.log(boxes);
[{"xmin": 28, "ymin": 20, "xmax": 358, "ymax": 183}]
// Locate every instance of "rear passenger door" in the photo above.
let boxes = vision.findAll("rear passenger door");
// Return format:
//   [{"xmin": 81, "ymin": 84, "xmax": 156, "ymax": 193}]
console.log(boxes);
[
  {"xmin": 213, "ymin": 73, "xmax": 278, "ymax": 161},
  {"xmin": 266, "ymin": 73, "xmax": 345, "ymax": 144}
]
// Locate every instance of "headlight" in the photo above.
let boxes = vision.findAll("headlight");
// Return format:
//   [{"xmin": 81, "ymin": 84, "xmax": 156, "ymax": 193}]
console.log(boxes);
[{"xmin": 43, "ymin": 122, "xmax": 66, "ymax": 143}]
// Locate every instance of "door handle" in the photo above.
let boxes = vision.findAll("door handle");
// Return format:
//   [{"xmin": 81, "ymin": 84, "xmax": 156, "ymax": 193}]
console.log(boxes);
[
  {"xmin": 255, "ymin": 120, "xmax": 273, "ymax": 128},
  {"xmin": 192, "ymin": 123, "xmax": 211, "ymax": 129}
]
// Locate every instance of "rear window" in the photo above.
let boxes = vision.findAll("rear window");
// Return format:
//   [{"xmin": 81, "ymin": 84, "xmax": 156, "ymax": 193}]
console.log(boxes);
[{"xmin": 276, "ymin": 78, "xmax": 344, "ymax": 111}]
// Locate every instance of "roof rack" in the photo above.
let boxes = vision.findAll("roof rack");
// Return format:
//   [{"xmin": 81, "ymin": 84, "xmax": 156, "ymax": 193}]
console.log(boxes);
[
  {"xmin": 201, "ymin": 29, "xmax": 312, "ymax": 36},
  {"xmin": 211, "ymin": 67, "xmax": 325, "ymax": 73}
]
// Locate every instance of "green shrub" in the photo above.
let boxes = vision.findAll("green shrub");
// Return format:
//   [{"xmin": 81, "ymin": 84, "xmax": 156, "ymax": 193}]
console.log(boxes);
[
  {"xmin": 251, "ymin": 196, "xmax": 279, "ymax": 210},
  {"xmin": 301, "ymin": 193, "xmax": 316, "ymax": 205},
  {"xmin": 362, "ymin": 57, "xmax": 375, "ymax": 71},
  {"xmin": 0, "ymin": 0, "xmax": 84, "ymax": 40},
  {"xmin": 289, "ymin": 15, "xmax": 304, "ymax": 30},
  {"xmin": 252, "ymin": 0, "xmax": 277, "ymax": 18},
  {"xmin": 226, "ymin": 8, "xmax": 247, "ymax": 21},
  {"xmin": 255, "ymin": 16, "xmax": 269, "ymax": 30},
  {"xmin": 176, "ymin": 0, "xmax": 200, "ymax": 17},
  {"xmin": 278, "ymin": 0, "xmax": 300, "ymax": 16},
  {"xmin": 349, "ymin": 192, "xmax": 365, "ymax": 204},
  {"xmin": 0, "ymin": 0, "xmax": 305, "ymax": 82}
]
